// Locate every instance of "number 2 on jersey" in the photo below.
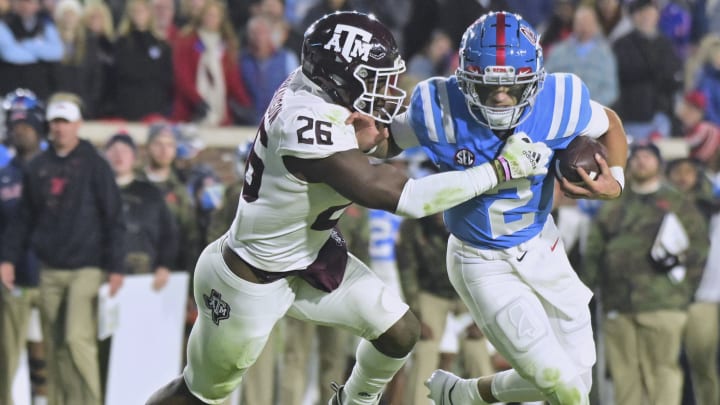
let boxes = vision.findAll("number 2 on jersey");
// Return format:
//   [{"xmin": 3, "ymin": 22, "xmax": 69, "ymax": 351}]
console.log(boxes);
[{"xmin": 487, "ymin": 179, "xmax": 535, "ymax": 238}]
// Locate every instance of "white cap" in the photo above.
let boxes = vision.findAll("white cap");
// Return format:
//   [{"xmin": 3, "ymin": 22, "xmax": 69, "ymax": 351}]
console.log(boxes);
[{"xmin": 46, "ymin": 100, "xmax": 82, "ymax": 122}]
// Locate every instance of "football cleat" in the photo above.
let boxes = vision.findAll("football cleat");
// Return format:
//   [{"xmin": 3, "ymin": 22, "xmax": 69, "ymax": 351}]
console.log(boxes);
[{"xmin": 328, "ymin": 381, "xmax": 381, "ymax": 405}]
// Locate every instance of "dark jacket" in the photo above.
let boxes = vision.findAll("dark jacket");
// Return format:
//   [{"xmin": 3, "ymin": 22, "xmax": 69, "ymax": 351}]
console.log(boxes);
[
  {"xmin": 111, "ymin": 30, "xmax": 173, "ymax": 120},
  {"xmin": 613, "ymin": 29, "xmax": 682, "ymax": 122},
  {"xmin": 0, "ymin": 139, "xmax": 126, "ymax": 273},
  {"xmin": 0, "ymin": 157, "xmax": 40, "ymax": 286},
  {"xmin": 120, "ymin": 179, "xmax": 178, "ymax": 274}
]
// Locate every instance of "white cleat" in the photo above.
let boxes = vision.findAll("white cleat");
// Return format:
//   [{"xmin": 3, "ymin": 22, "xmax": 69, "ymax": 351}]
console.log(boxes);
[{"xmin": 425, "ymin": 369, "xmax": 460, "ymax": 405}]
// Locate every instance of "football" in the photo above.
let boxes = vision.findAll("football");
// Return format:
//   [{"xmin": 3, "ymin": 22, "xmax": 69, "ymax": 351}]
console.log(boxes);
[{"xmin": 554, "ymin": 136, "xmax": 608, "ymax": 184}]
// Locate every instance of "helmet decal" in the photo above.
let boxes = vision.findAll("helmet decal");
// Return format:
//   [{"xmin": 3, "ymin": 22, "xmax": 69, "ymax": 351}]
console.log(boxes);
[{"xmin": 323, "ymin": 24, "xmax": 374, "ymax": 62}]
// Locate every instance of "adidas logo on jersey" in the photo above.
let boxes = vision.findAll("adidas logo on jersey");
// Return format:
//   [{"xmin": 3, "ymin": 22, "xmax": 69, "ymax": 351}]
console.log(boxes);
[{"xmin": 324, "ymin": 24, "xmax": 374, "ymax": 62}]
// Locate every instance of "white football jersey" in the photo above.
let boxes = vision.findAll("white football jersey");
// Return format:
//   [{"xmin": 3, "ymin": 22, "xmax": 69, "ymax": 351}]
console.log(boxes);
[{"xmin": 227, "ymin": 69, "xmax": 360, "ymax": 272}]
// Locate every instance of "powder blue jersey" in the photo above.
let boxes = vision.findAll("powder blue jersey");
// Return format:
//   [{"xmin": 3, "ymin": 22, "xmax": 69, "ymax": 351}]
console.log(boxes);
[
  {"xmin": 368, "ymin": 209, "xmax": 403, "ymax": 262},
  {"xmin": 406, "ymin": 73, "xmax": 596, "ymax": 249}
]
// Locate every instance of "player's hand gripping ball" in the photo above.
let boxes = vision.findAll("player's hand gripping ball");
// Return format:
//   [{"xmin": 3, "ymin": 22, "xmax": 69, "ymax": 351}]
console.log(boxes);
[{"xmin": 553, "ymin": 136, "xmax": 608, "ymax": 184}]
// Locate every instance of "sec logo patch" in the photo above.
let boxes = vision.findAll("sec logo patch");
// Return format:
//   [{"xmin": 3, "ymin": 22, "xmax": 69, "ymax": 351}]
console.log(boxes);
[{"xmin": 455, "ymin": 149, "xmax": 475, "ymax": 167}]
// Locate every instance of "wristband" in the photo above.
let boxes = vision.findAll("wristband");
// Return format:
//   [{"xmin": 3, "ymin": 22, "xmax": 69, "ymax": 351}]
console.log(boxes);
[{"xmin": 609, "ymin": 166, "xmax": 625, "ymax": 191}]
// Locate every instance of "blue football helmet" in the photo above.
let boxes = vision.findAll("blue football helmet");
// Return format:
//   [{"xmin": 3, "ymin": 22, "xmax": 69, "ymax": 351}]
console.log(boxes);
[{"xmin": 456, "ymin": 11, "xmax": 545, "ymax": 130}]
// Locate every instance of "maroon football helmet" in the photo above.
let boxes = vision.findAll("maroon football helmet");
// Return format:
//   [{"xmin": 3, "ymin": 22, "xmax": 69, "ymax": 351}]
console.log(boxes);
[{"xmin": 301, "ymin": 12, "xmax": 406, "ymax": 123}]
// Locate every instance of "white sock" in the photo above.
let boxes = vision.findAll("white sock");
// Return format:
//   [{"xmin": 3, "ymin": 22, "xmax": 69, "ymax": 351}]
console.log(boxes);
[
  {"xmin": 343, "ymin": 339, "xmax": 408, "ymax": 405},
  {"xmin": 491, "ymin": 369, "xmax": 546, "ymax": 402},
  {"xmin": 448, "ymin": 377, "xmax": 486, "ymax": 404}
]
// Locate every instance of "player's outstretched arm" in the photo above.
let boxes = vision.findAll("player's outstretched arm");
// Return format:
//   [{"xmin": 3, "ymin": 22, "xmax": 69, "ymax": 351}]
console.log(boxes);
[
  {"xmin": 559, "ymin": 107, "xmax": 627, "ymax": 200},
  {"xmin": 284, "ymin": 133, "xmax": 551, "ymax": 218}
]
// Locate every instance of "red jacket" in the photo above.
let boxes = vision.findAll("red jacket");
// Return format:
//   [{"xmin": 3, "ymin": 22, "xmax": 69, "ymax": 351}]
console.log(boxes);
[{"xmin": 171, "ymin": 32, "xmax": 251, "ymax": 125}]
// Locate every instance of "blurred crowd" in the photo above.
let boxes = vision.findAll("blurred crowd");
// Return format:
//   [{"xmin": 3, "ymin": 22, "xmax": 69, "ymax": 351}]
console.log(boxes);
[{"xmin": 0, "ymin": 0, "xmax": 719, "ymax": 404}]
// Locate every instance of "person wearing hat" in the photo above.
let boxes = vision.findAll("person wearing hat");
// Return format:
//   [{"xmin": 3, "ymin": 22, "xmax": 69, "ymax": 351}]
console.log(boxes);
[
  {"xmin": 104, "ymin": 132, "xmax": 177, "ymax": 286},
  {"xmin": 582, "ymin": 142, "xmax": 709, "ymax": 405},
  {"xmin": 0, "ymin": 90, "xmax": 48, "ymax": 405},
  {"xmin": 677, "ymin": 90, "xmax": 720, "ymax": 171},
  {"xmin": 0, "ymin": 92, "xmax": 125, "ymax": 405}
]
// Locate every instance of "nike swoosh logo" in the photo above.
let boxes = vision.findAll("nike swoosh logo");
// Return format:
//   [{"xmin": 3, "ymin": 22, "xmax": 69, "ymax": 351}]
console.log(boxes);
[
  {"xmin": 517, "ymin": 251, "xmax": 528, "ymax": 262},
  {"xmin": 550, "ymin": 237, "xmax": 560, "ymax": 252}
]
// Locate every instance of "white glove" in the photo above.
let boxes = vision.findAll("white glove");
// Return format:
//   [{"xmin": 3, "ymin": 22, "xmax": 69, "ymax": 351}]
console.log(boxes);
[{"xmin": 492, "ymin": 132, "xmax": 551, "ymax": 182}]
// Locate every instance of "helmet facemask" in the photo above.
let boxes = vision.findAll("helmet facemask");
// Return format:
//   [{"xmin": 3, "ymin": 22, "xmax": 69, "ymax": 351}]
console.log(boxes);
[
  {"xmin": 352, "ymin": 58, "xmax": 407, "ymax": 123},
  {"xmin": 457, "ymin": 64, "xmax": 545, "ymax": 130}
]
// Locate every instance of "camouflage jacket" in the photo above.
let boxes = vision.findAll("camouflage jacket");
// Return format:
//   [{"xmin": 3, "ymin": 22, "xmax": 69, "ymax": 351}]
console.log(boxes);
[
  {"xmin": 396, "ymin": 215, "xmax": 456, "ymax": 314},
  {"xmin": 582, "ymin": 183, "xmax": 709, "ymax": 313}
]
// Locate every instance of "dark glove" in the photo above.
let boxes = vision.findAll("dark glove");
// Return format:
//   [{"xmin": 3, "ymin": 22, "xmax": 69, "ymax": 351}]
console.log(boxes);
[{"xmin": 192, "ymin": 99, "xmax": 210, "ymax": 122}]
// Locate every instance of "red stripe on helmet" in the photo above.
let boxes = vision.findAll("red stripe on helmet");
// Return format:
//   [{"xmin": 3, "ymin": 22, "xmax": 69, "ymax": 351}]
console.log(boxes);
[{"xmin": 496, "ymin": 12, "xmax": 506, "ymax": 65}]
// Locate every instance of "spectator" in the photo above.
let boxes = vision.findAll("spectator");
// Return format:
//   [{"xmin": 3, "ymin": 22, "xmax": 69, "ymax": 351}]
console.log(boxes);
[
  {"xmin": 613, "ymin": 0, "xmax": 682, "ymax": 141},
  {"xmin": 0, "ymin": 93, "xmax": 125, "ymax": 405},
  {"xmin": 53, "ymin": 0, "xmax": 104, "ymax": 119},
  {"xmin": 595, "ymin": 0, "xmax": 633, "ymax": 43},
  {"xmin": 437, "ymin": 0, "xmax": 508, "ymax": 47},
  {"xmin": 406, "ymin": 30, "xmax": 453, "ymax": 81},
  {"xmin": 298, "ymin": 0, "xmax": 367, "ymax": 34},
  {"xmin": 695, "ymin": 35, "xmax": 720, "ymax": 127},
  {"xmin": 582, "ymin": 143, "xmax": 709, "ymax": 405},
  {"xmin": 545, "ymin": 5, "xmax": 619, "ymax": 107},
  {"xmin": 111, "ymin": 0, "xmax": 173, "ymax": 121},
  {"xmin": 676, "ymin": 90, "xmax": 720, "ymax": 171},
  {"xmin": 82, "ymin": 1, "xmax": 115, "ymax": 117},
  {"xmin": 251, "ymin": 0, "xmax": 304, "ymax": 57},
  {"xmin": 104, "ymin": 132, "xmax": 177, "ymax": 285},
  {"xmin": 665, "ymin": 157, "xmax": 720, "ymax": 405},
  {"xmin": 0, "ymin": 0, "xmax": 64, "ymax": 99},
  {"xmin": 539, "ymin": 0, "xmax": 577, "ymax": 57},
  {"xmin": 0, "ymin": 89, "xmax": 47, "ymax": 405},
  {"xmin": 137, "ymin": 123, "xmax": 198, "ymax": 272},
  {"xmin": 152, "ymin": 0, "xmax": 178, "ymax": 43},
  {"xmin": 505, "ymin": 0, "xmax": 553, "ymax": 27},
  {"xmin": 174, "ymin": 0, "xmax": 206, "ymax": 28},
  {"xmin": 171, "ymin": 0, "xmax": 253, "ymax": 126},
  {"xmin": 658, "ymin": 1, "xmax": 692, "ymax": 59},
  {"xmin": 240, "ymin": 14, "xmax": 298, "ymax": 125}
]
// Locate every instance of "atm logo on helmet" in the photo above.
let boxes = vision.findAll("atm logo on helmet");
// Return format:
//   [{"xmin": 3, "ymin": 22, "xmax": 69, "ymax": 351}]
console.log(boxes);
[{"xmin": 324, "ymin": 24, "xmax": 374, "ymax": 63}]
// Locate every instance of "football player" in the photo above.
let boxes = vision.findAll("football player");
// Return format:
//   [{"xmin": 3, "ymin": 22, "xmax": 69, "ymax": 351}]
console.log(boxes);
[
  {"xmin": 387, "ymin": 11, "xmax": 628, "ymax": 405},
  {"xmin": 146, "ymin": 11, "xmax": 552, "ymax": 405}
]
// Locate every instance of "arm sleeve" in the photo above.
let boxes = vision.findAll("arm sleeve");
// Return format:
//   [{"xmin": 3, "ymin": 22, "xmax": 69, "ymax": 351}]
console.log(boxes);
[
  {"xmin": 579, "ymin": 100, "xmax": 610, "ymax": 139},
  {"xmin": 390, "ymin": 111, "xmax": 420, "ymax": 150},
  {"xmin": 395, "ymin": 162, "xmax": 498, "ymax": 218},
  {"xmin": 28, "ymin": 23, "xmax": 64, "ymax": 62},
  {"xmin": 0, "ymin": 23, "xmax": 37, "ymax": 64}
]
